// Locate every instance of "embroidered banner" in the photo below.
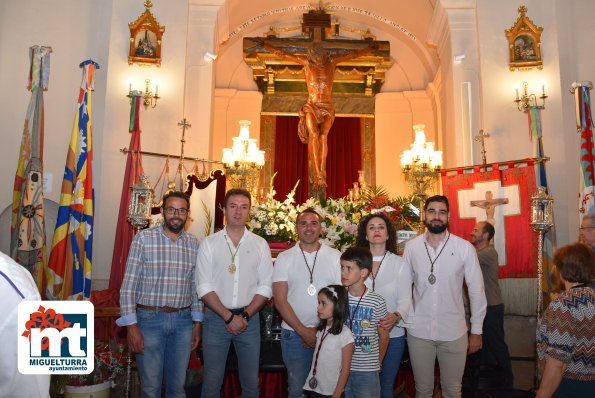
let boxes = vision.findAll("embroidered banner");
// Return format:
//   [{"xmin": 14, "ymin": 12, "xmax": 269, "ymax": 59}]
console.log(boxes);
[{"xmin": 441, "ymin": 164, "xmax": 537, "ymax": 278}]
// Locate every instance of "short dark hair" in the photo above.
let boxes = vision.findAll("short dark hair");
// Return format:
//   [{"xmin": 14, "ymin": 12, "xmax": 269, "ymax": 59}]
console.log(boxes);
[
  {"xmin": 162, "ymin": 191, "xmax": 190, "ymax": 209},
  {"xmin": 317, "ymin": 285, "xmax": 349, "ymax": 335},
  {"xmin": 356, "ymin": 213, "xmax": 397, "ymax": 254},
  {"xmin": 340, "ymin": 246, "xmax": 372, "ymax": 272},
  {"xmin": 481, "ymin": 222, "xmax": 495, "ymax": 241},
  {"xmin": 553, "ymin": 243, "xmax": 595, "ymax": 284},
  {"xmin": 424, "ymin": 195, "xmax": 449, "ymax": 212},
  {"xmin": 297, "ymin": 208, "xmax": 322, "ymax": 223},
  {"xmin": 224, "ymin": 188, "xmax": 251, "ymax": 207}
]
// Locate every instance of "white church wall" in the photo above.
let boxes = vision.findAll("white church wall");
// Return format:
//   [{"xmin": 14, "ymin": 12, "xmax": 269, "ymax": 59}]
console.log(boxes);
[
  {"xmin": 476, "ymin": 0, "xmax": 587, "ymax": 248},
  {"xmin": 375, "ymin": 91, "xmax": 436, "ymax": 197},
  {"xmin": 0, "ymin": 0, "xmax": 197, "ymax": 284}
]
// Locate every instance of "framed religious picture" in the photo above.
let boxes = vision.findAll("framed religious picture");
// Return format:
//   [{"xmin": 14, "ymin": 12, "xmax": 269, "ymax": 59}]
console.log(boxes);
[
  {"xmin": 505, "ymin": 5, "xmax": 543, "ymax": 71},
  {"xmin": 128, "ymin": 0, "xmax": 165, "ymax": 66}
]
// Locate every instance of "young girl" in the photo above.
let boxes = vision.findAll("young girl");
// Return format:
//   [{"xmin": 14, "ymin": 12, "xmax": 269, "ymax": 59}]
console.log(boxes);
[{"xmin": 303, "ymin": 285, "xmax": 354, "ymax": 398}]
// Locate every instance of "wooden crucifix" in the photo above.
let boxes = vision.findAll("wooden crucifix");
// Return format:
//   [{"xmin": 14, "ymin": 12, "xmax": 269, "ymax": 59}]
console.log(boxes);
[{"xmin": 246, "ymin": 8, "xmax": 386, "ymax": 198}]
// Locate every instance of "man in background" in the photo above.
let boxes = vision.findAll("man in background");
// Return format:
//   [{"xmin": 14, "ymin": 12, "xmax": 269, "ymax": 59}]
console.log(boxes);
[
  {"xmin": 470, "ymin": 221, "xmax": 514, "ymax": 387},
  {"xmin": 580, "ymin": 212, "xmax": 595, "ymax": 250}
]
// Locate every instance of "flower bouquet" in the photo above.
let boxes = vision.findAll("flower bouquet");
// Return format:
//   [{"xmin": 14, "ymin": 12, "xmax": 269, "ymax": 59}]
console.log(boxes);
[{"xmin": 248, "ymin": 174, "xmax": 299, "ymax": 243}]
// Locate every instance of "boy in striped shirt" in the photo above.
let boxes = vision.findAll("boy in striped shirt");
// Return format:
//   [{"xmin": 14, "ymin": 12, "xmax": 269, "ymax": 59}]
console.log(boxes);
[{"xmin": 340, "ymin": 247, "xmax": 389, "ymax": 398}]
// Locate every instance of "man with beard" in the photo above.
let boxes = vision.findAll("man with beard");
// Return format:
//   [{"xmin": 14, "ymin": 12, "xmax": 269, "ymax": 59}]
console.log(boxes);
[
  {"xmin": 118, "ymin": 191, "xmax": 201, "ymax": 398},
  {"xmin": 403, "ymin": 195, "xmax": 486, "ymax": 398},
  {"xmin": 196, "ymin": 188, "xmax": 273, "ymax": 398},
  {"xmin": 272, "ymin": 208, "xmax": 341, "ymax": 397}
]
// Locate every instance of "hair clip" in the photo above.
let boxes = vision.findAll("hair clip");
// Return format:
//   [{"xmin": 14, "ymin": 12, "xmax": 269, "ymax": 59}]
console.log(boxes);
[{"xmin": 328, "ymin": 286, "xmax": 339, "ymax": 299}]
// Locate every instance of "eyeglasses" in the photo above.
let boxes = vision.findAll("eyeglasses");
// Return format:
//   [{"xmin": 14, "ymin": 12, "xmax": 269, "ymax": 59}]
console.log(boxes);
[
  {"xmin": 580, "ymin": 226, "xmax": 595, "ymax": 230},
  {"xmin": 165, "ymin": 207, "xmax": 189, "ymax": 216}
]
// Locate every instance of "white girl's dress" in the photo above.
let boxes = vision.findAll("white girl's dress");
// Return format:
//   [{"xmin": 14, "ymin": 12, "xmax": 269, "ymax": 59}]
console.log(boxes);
[{"xmin": 303, "ymin": 326, "xmax": 354, "ymax": 396}]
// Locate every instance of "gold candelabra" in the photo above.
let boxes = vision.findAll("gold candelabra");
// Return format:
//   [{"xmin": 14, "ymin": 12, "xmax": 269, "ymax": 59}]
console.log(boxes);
[
  {"xmin": 514, "ymin": 81, "xmax": 547, "ymax": 112},
  {"xmin": 127, "ymin": 78, "xmax": 160, "ymax": 109},
  {"xmin": 400, "ymin": 124, "xmax": 442, "ymax": 203},
  {"xmin": 222, "ymin": 120, "xmax": 265, "ymax": 195}
]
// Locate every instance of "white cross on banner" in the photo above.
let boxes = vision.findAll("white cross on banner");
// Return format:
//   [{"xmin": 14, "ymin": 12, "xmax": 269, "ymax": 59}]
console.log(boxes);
[
  {"xmin": 458, "ymin": 182, "xmax": 520, "ymax": 265},
  {"xmin": 441, "ymin": 164, "xmax": 538, "ymax": 278}
]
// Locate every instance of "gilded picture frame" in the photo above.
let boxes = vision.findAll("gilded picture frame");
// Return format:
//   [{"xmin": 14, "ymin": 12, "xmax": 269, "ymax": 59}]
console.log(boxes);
[
  {"xmin": 128, "ymin": 1, "xmax": 165, "ymax": 66},
  {"xmin": 505, "ymin": 6, "xmax": 543, "ymax": 71}
]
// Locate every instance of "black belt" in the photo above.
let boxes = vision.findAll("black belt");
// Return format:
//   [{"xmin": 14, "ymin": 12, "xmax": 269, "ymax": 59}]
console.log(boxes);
[{"xmin": 137, "ymin": 304, "xmax": 191, "ymax": 313}]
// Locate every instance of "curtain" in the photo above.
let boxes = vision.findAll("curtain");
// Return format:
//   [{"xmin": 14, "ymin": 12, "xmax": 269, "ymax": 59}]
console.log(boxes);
[{"xmin": 274, "ymin": 116, "xmax": 361, "ymax": 203}]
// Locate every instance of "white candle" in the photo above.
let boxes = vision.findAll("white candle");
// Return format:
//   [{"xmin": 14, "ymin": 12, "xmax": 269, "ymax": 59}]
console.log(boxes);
[{"xmin": 155, "ymin": 85, "xmax": 159, "ymax": 96}]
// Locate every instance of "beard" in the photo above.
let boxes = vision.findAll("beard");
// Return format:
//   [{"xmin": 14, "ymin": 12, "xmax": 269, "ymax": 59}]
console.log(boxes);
[
  {"xmin": 164, "ymin": 217, "xmax": 186, "ymax": 234},
  {"xmin": 425, "ymin": 219, "xmax": 448, "ymax": 234}
]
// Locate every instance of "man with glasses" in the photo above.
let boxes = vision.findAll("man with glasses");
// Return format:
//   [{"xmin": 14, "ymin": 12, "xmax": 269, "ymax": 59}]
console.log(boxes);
[
  {"xmin": 196, "ymin": 188, "xmax": 273, "ymax": 398},
  {"xmin": 580, "ymin": 213, "xmax": 595, "ymax": 250},
  {"xmin": 118, "ymin": 191, "xmax": 202, "ymax": 398},
  {"xmin": 403, "ymin": 195, "xmax": 486, "ymax": 397}
]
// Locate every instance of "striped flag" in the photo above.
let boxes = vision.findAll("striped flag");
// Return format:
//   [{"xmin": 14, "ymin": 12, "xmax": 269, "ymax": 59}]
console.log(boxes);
[
  {"xmin": 528, "ymin": 106, "xmax": 559, "ymax": 303},
  {"xmin": 108, "ymin": 94, "xmax": 144, "ymax": 295},
  {"xmin": 45, "ymin": 60, "xmax": 99, "ymax": 300},
  {"xmin": 11, "ymin": 46, "xmax": 52, "ymax": 287},
  {"xmin": 572, "ymin": 82, "xmax": 595, "ymax": 220}
]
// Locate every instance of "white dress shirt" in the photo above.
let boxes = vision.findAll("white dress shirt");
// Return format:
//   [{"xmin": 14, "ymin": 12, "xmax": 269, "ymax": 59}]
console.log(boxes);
[
  {"xmin": 403, "ymin": 231, "xmax": 486, "ymax": 341},
  {"xmin": 0, "ymin": 251, "xmax": 50, "ymax": 398},
  {"xmin": 272, "ymin": 242, "xmax": 341, "ymax": 330},
  {"xmin": 196, "ymin": 227, "xmax": 273, "ymax": 308},
  {"xmin": 364, "ymin": 251, "xmax": 413, "ymax": 338}
]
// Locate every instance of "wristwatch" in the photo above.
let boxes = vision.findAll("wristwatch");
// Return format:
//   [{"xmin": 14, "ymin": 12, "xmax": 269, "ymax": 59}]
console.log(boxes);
[{"xmin": 241, "ymin": 311, "xmax": 250, "ymax": 322}]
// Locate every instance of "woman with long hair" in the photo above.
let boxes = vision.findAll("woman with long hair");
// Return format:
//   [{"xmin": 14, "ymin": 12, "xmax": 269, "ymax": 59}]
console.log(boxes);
[{"xmin": 355, "ymin": 213, "xmax": 412, "ymax": 398}]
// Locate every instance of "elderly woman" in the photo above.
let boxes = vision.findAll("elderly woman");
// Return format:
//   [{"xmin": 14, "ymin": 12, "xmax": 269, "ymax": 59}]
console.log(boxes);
[
  {"xmin": 356, "ymin": 212, "xmax": 412, "ymax": 398},
  {"xmin": 536, "ymin": 243, "xmax": 595, "ymax": 398}
]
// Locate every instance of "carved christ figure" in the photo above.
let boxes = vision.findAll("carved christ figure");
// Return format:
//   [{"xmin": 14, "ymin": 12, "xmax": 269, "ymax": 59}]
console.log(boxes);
[
  {"xmin": 257, "ymin": 38, "xmax": 377, "ymax": 191},
  {"xmin": 470, "ymin": 190, "xmax": 509, "ymax": 226}
]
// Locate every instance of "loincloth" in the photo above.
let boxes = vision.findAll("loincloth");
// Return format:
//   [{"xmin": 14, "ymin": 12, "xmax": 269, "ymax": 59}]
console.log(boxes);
[{"xmin": 298, "ymin": 101, "xmax": 336, "ymax": 144}]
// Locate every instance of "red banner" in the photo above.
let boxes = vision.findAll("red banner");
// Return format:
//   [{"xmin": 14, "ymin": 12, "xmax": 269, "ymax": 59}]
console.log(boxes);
[{"xmin": 441, "ymin": 164, "xmax": 537, "ymax": 278}]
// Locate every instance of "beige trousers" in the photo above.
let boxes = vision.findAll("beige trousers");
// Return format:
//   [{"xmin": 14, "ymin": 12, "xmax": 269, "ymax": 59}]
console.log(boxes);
[{"xmin": 407, "ymin": 333, "xmax": 468, "ymax": 398}]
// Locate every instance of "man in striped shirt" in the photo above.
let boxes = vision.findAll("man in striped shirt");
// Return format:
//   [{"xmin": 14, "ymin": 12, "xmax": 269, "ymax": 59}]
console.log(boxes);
[{"xmin": 117, "ymin": 191, "xmax": 202, "ymax": 398}]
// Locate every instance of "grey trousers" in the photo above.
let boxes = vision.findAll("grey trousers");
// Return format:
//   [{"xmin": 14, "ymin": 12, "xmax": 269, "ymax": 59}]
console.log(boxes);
[{"xmin": 407, "ymin": 333, "xmax": 468, "ymax": 398}]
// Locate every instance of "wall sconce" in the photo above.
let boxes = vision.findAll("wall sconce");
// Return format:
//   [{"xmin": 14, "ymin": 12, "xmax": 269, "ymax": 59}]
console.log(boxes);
[
  {"xmin": 127, "ymin": 78, "xmax": 160, "ymax": 109},
  {"xmin": 203, "ymin": 51, "xmax": 217, "ymax": 63},
  {"xmin": 514, "ymin": 81, "xmax": 547, "ymax": 112}
]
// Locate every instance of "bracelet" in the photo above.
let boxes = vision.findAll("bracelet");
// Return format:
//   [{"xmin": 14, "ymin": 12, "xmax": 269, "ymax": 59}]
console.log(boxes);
[
  {"xmin": 224, "ymin": 312, "xmax": 234, "ymax": 324},
  {"xmin": 241, "ymin": 311, "xmax": 250, "ymax": 322}
]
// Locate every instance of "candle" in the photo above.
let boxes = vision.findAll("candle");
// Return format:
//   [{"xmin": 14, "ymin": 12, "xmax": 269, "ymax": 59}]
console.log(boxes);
[
  {"xmin": 515, "ymin": 88, "xmax": 519, "ymax": 100},
  {"xmin": 155, "ymin": 85, "xmax": 159, "ymax": 96},
  {"xmin": 129, "ymin": 83, "xmax": 132, "ymax": 93}
]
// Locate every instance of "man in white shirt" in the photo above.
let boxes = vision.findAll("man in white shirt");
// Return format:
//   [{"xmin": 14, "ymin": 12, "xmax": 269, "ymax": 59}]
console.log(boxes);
[
  {"xmin": 0, "ymin": 251, "xmax": 50, "ymax": 398},
  {"xmin": 272, "ymin": 208, "xmax": 341, "ymax": 398},
  {"xmin": 196, "ymin": 188, "xmax": 273, "ymax": 398},
  {"xmin": 403, "ymin": 195, "xmax": 487, "ymax": 398}
]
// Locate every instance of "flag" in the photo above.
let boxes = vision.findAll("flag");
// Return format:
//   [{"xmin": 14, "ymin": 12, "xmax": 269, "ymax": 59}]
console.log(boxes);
[
  {"xmin": 573, "ymin": 82, "xmax": 595, "ymax": 219},
  {"xmin": 11, "ymin": 46, "xmax": 52, "ymax": 287},
  {"xmin": 45, "ymin": 60, "xmax": 99, "ymax": 300},
  {"xmin": 528, "ymin": 105, "xmax": 559, "ymax": 305},
  {"xmin": 108, "ymin": 95, "xmax": 144, "ymax": 295},
  {"xmin": 441, "ymin": 164, "xmax": 538, "ymax": 278}
]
